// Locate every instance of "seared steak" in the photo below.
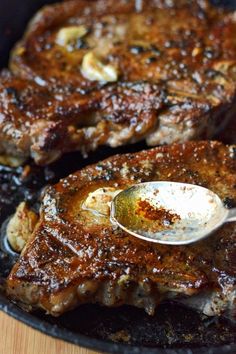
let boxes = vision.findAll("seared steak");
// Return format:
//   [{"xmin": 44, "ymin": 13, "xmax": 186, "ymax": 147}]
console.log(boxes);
[
  {"xmin": 0, "ymin": 0, "xmax": 235, "ymax": 164},
  {"xmin": 0, "ymin": 71, "xmax": 166, "ymax": 164},
  {"xmin": 10, "ymin": 0, "xmax": 236, "ymax": 89},
  {"xmin": 7, "ymin": 141, "xmax": 236, "ymax": 317}
]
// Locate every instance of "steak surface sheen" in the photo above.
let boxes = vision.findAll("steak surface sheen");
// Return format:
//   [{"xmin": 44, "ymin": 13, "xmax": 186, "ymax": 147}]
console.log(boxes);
[
  {"xmin": 7, "ymin": 141, "xmax": 236, "ymax": 317},
  {"xmin": 0, "ymin": 0, "xmax": 235, "ymax": 164}
]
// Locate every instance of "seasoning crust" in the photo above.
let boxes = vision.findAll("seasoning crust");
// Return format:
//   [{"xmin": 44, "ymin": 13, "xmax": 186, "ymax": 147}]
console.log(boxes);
[
  {"xmin": 7, "ymin": 141, "xmax": 236, "ymax": 317},
  {"xmin": 0, "ymin": 0, "xmax": 235, "ymax": 164}
]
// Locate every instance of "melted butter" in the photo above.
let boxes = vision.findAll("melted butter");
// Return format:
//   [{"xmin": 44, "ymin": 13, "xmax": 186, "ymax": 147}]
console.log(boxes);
[{"xmin": 82, "ymin": 187, "xmax": 122, "ymax": 217}]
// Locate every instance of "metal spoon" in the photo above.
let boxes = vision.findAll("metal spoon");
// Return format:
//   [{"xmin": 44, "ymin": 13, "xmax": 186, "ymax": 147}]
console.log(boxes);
[{"xmin": 110, "ymin": 182, "xmax": 236, "ymax": 245}]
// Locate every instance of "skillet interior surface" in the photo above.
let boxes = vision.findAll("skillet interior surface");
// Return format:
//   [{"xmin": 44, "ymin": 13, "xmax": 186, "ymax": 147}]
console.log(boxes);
[{"xmin": 0, "ymin": 1, "xmax": 236, "ymax": 353}]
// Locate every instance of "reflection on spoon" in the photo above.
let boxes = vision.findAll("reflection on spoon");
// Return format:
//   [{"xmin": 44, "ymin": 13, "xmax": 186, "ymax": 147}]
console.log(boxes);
[{"xmin": 110, "ymin": 182, "xmax": 236, "ymax": 245}]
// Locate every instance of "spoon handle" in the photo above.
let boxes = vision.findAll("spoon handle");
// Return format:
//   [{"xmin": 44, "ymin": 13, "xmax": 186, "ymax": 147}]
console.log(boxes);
[{"xmin": 226, "ymin": 208, "xmax": 236, "ymax": 222}]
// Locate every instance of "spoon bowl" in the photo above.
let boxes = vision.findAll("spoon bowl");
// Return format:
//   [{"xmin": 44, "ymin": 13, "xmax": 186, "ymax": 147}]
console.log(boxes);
[{"xmin": 110, "ymin": 182, "xmax": 236, "ymax": 245}]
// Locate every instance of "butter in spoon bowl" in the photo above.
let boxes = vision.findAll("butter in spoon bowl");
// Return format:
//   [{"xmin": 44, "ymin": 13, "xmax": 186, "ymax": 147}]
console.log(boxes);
[{"xmin": 110, "ymin": 182, "xmax": 236, "ymax": 245}]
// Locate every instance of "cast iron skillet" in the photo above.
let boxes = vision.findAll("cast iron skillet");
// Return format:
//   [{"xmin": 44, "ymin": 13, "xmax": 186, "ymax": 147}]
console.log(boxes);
[{"xmin": 0, "ymin": 1, "xmax": 236, "ymax": 353}]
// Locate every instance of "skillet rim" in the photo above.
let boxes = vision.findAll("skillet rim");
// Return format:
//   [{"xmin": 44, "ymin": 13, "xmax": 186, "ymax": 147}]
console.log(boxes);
[{"xmin": 1, "ymin": 294, "xmax": 236, "ymax": 354}]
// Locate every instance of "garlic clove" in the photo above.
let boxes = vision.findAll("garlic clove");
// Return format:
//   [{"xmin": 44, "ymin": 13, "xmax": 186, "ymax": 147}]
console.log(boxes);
[
  {"xmin": 81, "ymin": 51, "xmax": 118, "ymax": 82},
  {"xmin": 56, "ymin": 25, "xmax": 88, "ymax": 47}
]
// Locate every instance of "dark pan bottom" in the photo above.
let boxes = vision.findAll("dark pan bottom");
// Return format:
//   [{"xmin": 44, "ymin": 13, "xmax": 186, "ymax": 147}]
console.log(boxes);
[{"xmin": 37, "ymin": 303, "xmax": 236, "ymax": 349}]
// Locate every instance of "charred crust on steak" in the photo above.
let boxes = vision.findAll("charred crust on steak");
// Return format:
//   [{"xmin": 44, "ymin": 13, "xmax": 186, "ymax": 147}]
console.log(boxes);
[
  {"xmin": 6, "ymin": 141, "xmax": 236, "ymax": 317},
  {"xmin": 0, "ymin": 1, "xmax": 234, "ymax": 164}
]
